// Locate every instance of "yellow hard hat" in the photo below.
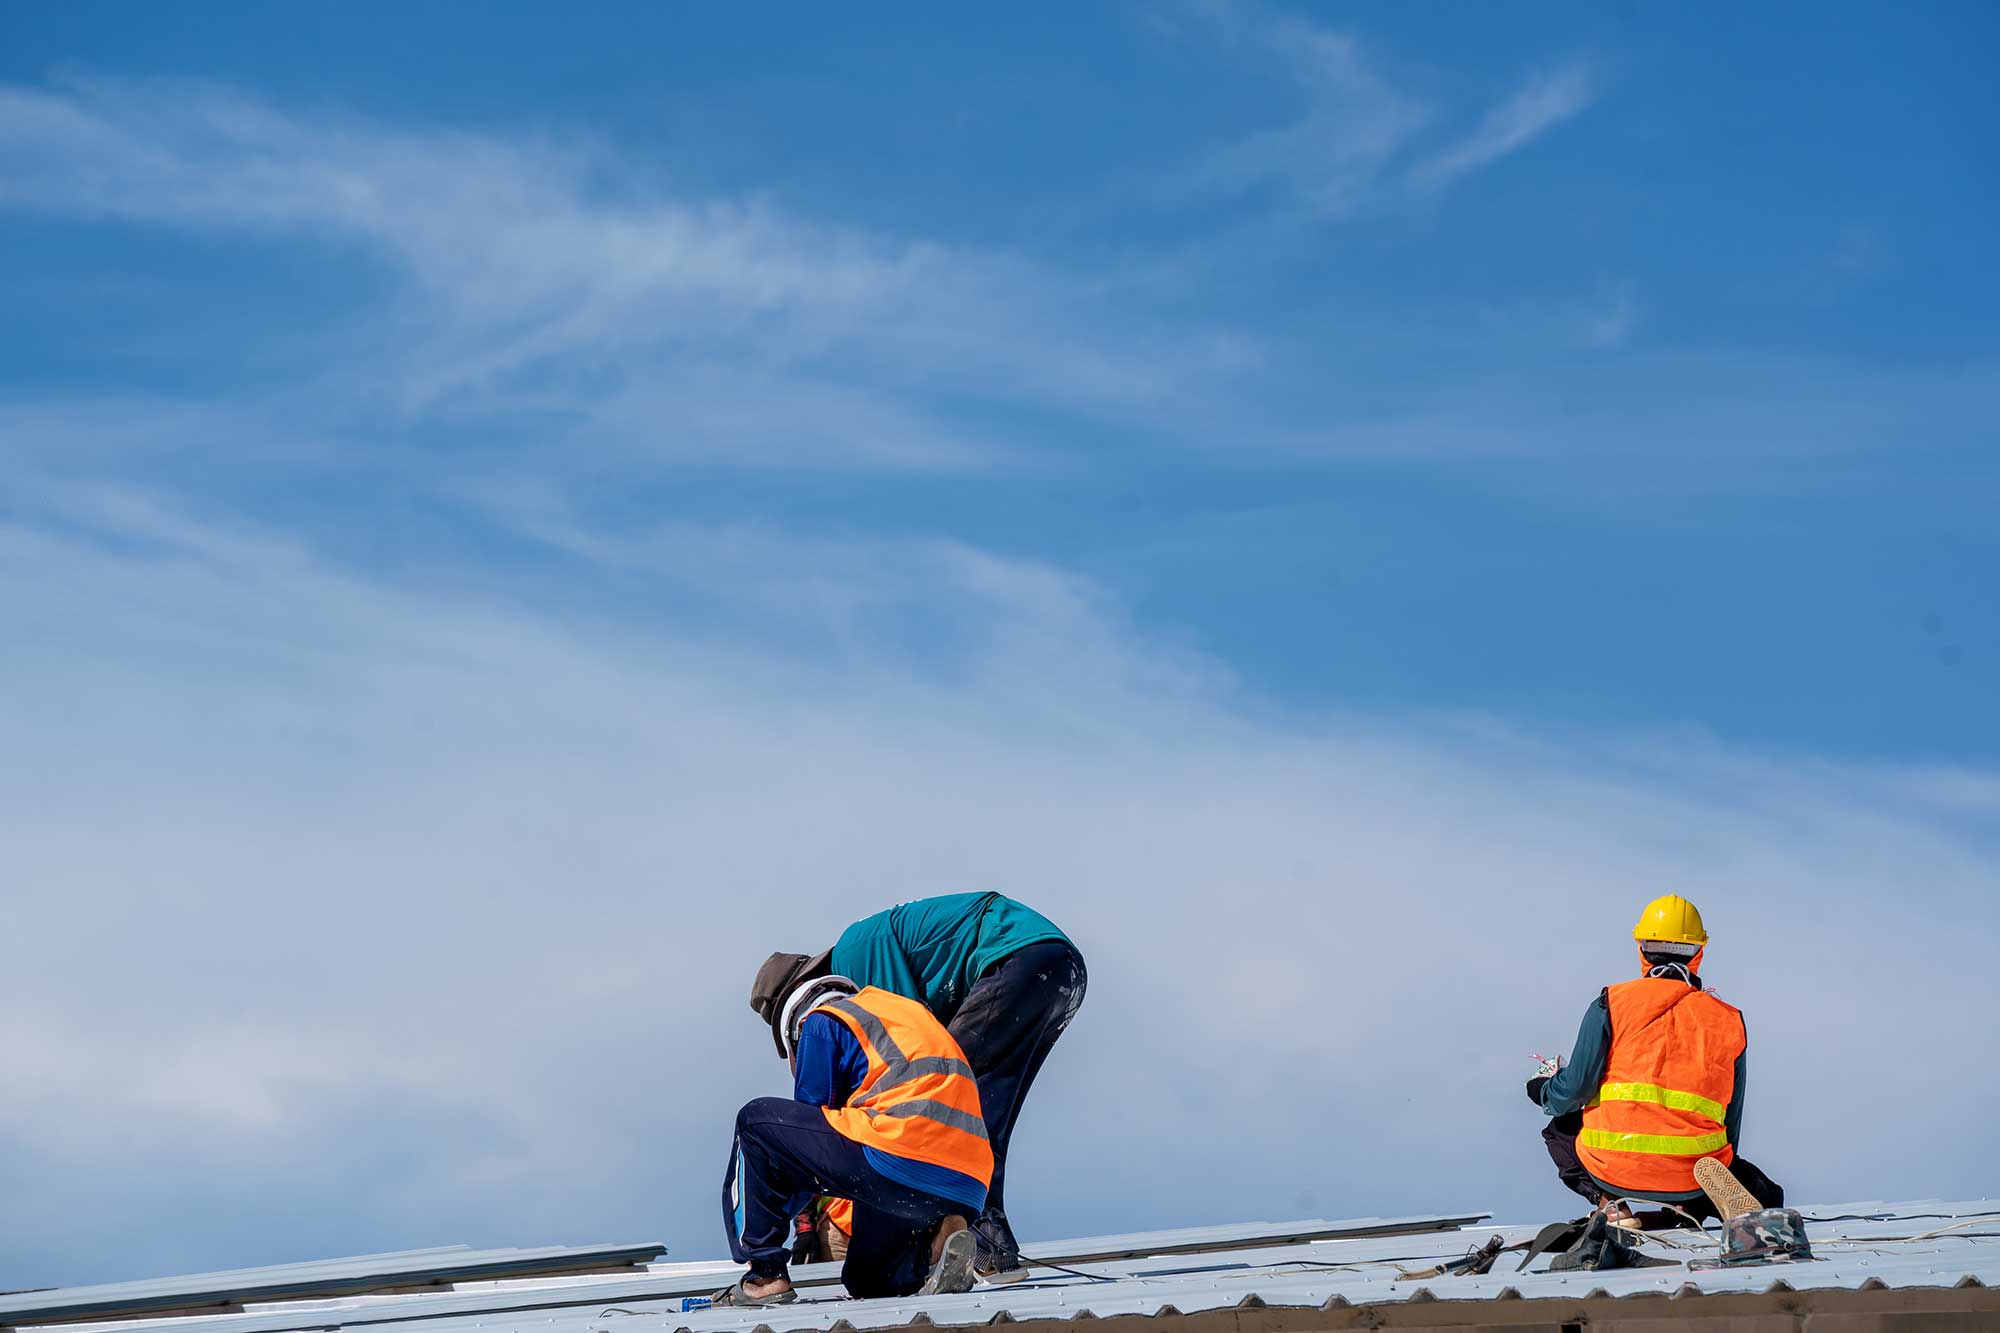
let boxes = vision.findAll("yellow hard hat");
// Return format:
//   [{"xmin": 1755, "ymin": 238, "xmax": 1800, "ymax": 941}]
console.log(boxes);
[{"xmin": 1633, "ymin": 894, "xmax": 1708, "ymax": 947}]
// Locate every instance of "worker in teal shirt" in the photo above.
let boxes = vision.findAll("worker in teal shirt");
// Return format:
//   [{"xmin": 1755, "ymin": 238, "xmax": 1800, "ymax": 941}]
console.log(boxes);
[{"xmin": 752, "ymin": 892, "xmax": 1086, "ymax": 1282}]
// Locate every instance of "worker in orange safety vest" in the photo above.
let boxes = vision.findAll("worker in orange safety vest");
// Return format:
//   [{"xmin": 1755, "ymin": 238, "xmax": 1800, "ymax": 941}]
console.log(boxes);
[
  {"xmin": 1526, "ymin": 896, "xmax": 1786, "ymax": 1224},
  {"xmin": 714, "ymin": 963, "xmax": 993, "ymax": 1306}
]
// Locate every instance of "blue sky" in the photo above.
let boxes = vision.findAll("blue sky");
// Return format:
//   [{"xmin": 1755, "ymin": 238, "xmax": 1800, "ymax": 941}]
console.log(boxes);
[{"xmin": 2, "ymin": 0, "xmax": 1997, "ymax": 1288}]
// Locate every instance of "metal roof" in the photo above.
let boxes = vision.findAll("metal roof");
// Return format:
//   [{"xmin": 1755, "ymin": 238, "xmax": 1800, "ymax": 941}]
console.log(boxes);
[
  {"xmin": 10, "ymin": 1202, "xmax": 1997, "ymax": 1333},
  {"xmin": 0, "ymin": 1244, "xmax": 666, "ymax": 1326},
  {"xmin": 4, "ymin": 1218, "xmax": 1483, "ymax": 1333}
]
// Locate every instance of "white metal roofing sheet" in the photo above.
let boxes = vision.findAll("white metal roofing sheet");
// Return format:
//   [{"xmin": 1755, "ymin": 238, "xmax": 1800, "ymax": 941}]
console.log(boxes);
[
  {"xmin": 0, "ymin": 1245, "xmax": 666, "ymax": 1327},
  {"xmin": 609, "ymin": 1203, "xmax": 2000, "ymax": 1333},
  {"xmin": 12, "ymin": 1202, "xmax": 1996, "ymax": 1333},
  {"xmin": 8, "ymin": 1217, "xmax": 1486, "ymax": 1333}
]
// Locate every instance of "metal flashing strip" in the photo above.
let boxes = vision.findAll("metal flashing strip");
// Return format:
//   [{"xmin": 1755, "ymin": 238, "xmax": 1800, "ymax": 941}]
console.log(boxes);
[
  {"xmin": 1018, "ymin": 1215, "xmax": 1492, "ymax": 1264},
  {"xmin": 0, "ymin": 1245, "xmax": 666, "ymax": 1327}
]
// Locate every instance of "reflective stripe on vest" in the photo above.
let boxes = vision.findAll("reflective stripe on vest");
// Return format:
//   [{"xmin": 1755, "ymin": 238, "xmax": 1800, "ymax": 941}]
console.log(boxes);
[
  {"xmin": 1576, "ymin": 977, "xmax": 1745, "ymax": 1194},
  {"xmin": 813, "ymin": 987, "xmax": 994, "ymax": 1190},
  {"xmin": 1578, "ymin": 1127, "xmax": 1731, "ymax": 1157},
  {"xmin": 1593, "ymin": 1082, "xmax": 1730, "ymax": 1126},
  {"xmin": 821, "ymin": 996, "xmax": 986, "ymax": 1138}
]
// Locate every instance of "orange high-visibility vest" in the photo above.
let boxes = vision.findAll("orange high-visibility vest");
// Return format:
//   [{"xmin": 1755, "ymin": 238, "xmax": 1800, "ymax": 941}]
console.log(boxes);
[
  {"xmin": 823, "ymin": 1196, "xmax": 853, "ymax": 1236},
  {"xmin": 811, "ymin": 987, "xmax": 994, "ymax": 1190},
  {"xmin": 1577, "ymin": 977, "xmax": 1746, "ymax": 1195}
]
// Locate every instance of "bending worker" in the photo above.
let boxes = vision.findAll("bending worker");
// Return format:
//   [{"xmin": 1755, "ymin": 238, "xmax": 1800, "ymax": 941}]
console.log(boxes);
[
  {"xmin": 1527, "ymin": 895, "xmax": 1784, "ymax": 1222},
  {"xmin": 752, "ymin": 892, "xmax": 1085, "ymax": 1280},
  {"xmin": 717, "ymin": 967, "xmax": 990, "ymax": 1306}
]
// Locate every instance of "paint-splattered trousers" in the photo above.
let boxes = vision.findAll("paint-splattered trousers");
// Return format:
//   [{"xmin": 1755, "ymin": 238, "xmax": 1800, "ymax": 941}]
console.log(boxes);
[{"xmin": 947, "ymin": 938, "xmax": 1088, "ymax": 1262}]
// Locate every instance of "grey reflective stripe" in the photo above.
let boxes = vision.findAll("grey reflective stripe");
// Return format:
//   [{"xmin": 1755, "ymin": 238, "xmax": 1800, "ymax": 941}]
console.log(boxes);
[
  {"xmin": 821, "ymin": 997, "xmax": 981, "ymax": 1112},
  {"xmin": 823, "ymin": 997, "xmax": 910, "ymax": 1075},
  {"xmin": 896, "ymin": 1055, "xmax": 977, "ymax": 1083},
  {"xmin": 867, "ymin": 1099, "xmax": 990, "ymax": 1141}
]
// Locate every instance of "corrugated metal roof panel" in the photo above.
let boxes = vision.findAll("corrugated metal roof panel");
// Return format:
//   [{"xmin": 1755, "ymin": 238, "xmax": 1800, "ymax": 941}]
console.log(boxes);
[
  {"xmin": 616, "ymin": 1206, "xmax": 2000, "ymax": 1333},
  {"xmin": 18, "ymin": 1216, "xmax": 1488, "ymax": 1333},
  {"xmin": 0, "ymin": 1245, "xmax": 666, "ymax": 1327},
  {"xmin": 14, "ymin": 1203, "xmax": 1997, "ymax": 1333}
]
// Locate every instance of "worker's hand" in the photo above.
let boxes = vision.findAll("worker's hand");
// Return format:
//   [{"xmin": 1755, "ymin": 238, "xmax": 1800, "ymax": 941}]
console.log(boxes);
[
  {"xmin": 790, "ymin": 1210, "xmax": 816, "ymax": 1266},
  {"xmin": 1525, "ymin": 1074, "xmax": 1551, "ymax": 1106}
]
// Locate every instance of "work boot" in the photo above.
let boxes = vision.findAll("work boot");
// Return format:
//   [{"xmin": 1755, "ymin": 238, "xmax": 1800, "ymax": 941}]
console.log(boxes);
[
  {"xmin": 929, "ymin": 1214, "xmax": 969, "ymax": 1265},
  {"xmin": 973, "ymin": 1208, "xmax": 1026, "ymax": 1284},
  {"xmin": 920, "ymin": 1222, "xmax": 976, "ymax": 1296}
]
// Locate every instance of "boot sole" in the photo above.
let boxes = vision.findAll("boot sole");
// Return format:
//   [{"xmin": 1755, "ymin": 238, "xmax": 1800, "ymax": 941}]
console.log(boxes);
[{"xmin": 920, "ymin": 1228, "xmax": 976, "ymax": 1296}]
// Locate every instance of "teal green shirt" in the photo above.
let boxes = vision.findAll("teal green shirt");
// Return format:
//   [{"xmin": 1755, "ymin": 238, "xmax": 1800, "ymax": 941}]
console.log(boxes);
[{"xmin": 830, "ymin": 892, "xmax": 1070, "ymax": 1024}]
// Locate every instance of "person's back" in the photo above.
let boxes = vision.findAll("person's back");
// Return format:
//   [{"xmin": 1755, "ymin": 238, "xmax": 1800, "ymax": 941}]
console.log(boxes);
[
  {"xmin": 1576, "ymin": 973, "xmax": 1745, "ymax": 1196},
  {"xmin": 831, "ymin": 892, "xmax": 1068, "ymax": 1024},
  {"xmin": 1528, "ymin": 895, "xmax": 1784, "ymax": 1221},
  {"xmin": 812, "ymin": 985, "xmax": 995, "ymax": 1194}
]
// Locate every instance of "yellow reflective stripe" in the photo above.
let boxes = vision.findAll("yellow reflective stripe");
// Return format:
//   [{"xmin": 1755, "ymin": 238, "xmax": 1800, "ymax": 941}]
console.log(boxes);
[
  {"xmin": 1596, "ymin": 1082, "xmax": 1728, "ymax": 1124},
  {"xmin": 1579, "ymin": 1127, "xmax": 1730, "ymax": 1157}
]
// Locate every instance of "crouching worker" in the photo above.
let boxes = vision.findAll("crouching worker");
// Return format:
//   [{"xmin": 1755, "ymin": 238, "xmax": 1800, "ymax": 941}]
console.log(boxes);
[
  {"xmin": 1528, "ymin": 895, "xmax": 1785, "ymax": 1225},
  {"xmin": 763, "ymin": 892, "xmax": 1086, "ymax": 1280},
  {"xmin": 715, "ymin": 962, "xmax": 992, "ymax": 1306}
]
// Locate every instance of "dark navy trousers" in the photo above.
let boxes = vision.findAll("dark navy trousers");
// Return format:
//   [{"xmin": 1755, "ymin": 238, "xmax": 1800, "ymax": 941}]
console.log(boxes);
[
  {"xmin": 724, "ymin": 1097, "xmax": 962, "ymax": 1297},
  {"xmin": 946, "ymin": 939, "xmax": 1087, "ymax": 1250},
  {"xmin": 1541, "ymin": 1111, "xmax": 1785, "ymax": 1219}
]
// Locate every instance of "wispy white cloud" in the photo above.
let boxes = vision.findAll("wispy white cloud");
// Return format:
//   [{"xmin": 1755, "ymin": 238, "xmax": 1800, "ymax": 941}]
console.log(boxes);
[
  {"xmin": 1178, "ymin": 2, "xmax": 1433, "ymax": 215},
  {"xmin": 1164, "ymin": 4, "xmax": 1597, "ymax": 215},
  {"xmin": 1469, "ymin": 279, "xmax": 1640, "ymax": 352},
  {"xmin": 1408, "ymin": 62, "xmax": 1598, "ymax": 190},
  {"xmin": 1258, "ymin": 350, "xmax": 2000, "ymax": 480},
  {"xmin": 0, "ymin": 79, "xmax": 910, "ymax": 323},
  {"xmin": 12, "ymin": 71, "xmax": 1973, "ymax": 498},
  {"xmin": 0, "ymin": 78, "xmax": 1251, "ymax": 471}
]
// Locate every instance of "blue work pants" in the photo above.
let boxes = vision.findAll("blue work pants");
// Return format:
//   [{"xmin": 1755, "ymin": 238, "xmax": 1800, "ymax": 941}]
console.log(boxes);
[{"xmin": 724, "ymin": 1097, "xmax": 963, "ymax": 1297}]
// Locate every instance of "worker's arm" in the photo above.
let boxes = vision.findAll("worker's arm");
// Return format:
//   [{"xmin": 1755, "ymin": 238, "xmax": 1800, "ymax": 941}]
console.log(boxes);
[
  {"xmin": 1726, "ymin": 1047, "xmax": 1746, "ymax": 1153},
  {"xmin": 1533, "ymin": 993, "xmax": 1611, "ymax": 1116},
  {"xmin": 791, "ymin": 1012, "xmax": 868, "ymax": 1108}
]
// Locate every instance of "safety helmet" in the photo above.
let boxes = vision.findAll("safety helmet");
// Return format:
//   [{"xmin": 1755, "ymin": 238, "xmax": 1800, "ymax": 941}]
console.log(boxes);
[
  {"xmin": 1633, "ymin": 894, "xmax": 1708, "ymax": 948},
  {"xmin": 777, "ymin": 974, "xmax": 858, "ymax": 1060}
]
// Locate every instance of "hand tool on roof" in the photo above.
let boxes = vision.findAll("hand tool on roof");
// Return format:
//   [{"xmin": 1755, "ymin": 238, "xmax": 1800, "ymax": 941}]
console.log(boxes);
[{"xmin": 1395, "ymin": 1233, "xmax": 1510, "ymax": 1280}]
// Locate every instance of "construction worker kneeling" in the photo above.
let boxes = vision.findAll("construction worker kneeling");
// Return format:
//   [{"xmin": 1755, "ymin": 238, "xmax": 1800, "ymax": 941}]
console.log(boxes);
[
  {"xmin": 1527, "ymin": 895, "xmax": 1786, "ymax": 1225},
  {"xmin": 713, "ymin": 965, "xmax": 991, "ymax": 1306}
]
